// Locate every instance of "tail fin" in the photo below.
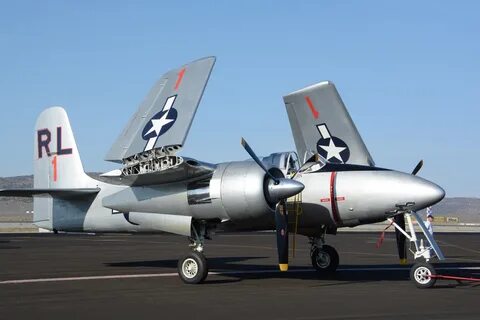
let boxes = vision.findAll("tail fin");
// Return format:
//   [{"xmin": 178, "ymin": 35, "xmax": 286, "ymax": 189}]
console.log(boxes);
[
  {"xmin": 34, "ymin": 106, "xmax": 91, "ymax": 189},
  {"xmin": 283, "ymin": 81, "xmax": 375, "ymax": 166},
  {"xmin": 33, "ymin": 107, "xmax": 96, "ymax": 230}
]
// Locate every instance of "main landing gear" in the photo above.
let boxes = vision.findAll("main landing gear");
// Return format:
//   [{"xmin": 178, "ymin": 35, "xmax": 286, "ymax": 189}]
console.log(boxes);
[
  {"xmin": 178, "ymin": 250, "xmax": 208, "ymax": 284},
  {"xmin": 309, "ymin": 235, "xmax": 339, "ymax": 273},
  {"xmin": 177, "ymin": 221, "xmax": 214, "ymax": 284}
]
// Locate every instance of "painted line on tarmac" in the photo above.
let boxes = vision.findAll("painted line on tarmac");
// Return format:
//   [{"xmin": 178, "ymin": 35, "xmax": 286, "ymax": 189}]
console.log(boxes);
[
  {"xmin": 0, "ymin": 273, "xmax": 180, "ymax": 284},
  {"xmin": 2, "ymin": 266, "xmax": 480, "ymax": 285}
]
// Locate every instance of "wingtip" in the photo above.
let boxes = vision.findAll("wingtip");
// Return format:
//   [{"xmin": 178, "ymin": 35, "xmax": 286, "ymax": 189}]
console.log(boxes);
[
  {"xmin": 279, "ymin": 264, "xmax": 289, "ymax": 272},
  {"xmin": 283, "ymin": 81, "xmax": 334, "ymax": 98},
  {"xmin": 240, "ymin": 137, "xmax": 246, "ymax": 147}
]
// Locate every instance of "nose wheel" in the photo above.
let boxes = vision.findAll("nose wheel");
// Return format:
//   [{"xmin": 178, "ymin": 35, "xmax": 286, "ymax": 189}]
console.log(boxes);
[
  {"xmin": 410, "ymin": 262, "xmax": 436, "ymax": 288},
  {"xmin": 311, "ymin": 244, "xmax": 339, "ymax": 273},
  {"xmin": 178, "ymin": 251, "xmax": 209, "ymax": 284}
]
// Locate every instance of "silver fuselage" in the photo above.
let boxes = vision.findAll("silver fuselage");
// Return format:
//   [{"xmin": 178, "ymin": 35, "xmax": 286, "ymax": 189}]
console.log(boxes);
[{"xmin": 36, "ymin": 155, "xmax": 444, "ymax": 237}]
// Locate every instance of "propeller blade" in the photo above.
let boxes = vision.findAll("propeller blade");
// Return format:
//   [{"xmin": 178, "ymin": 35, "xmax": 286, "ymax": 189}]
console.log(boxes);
[
  {"xmin": 411, "ymin": 160, "xmax": 423, "ymax": 176},
  {"xmin": 241, "ymin": 138, "xmax": 279, "ymax": 184},
  {"xmin": 394, "ymin": 214, "xmax": 407, "ymax": 265},
  {"xmin": 275, "ymin": 201, "xmax": 289, "ymax": 271},
  {"xmin": 240, "ymin": 138, "xmax": 303, "ymax": 272}
]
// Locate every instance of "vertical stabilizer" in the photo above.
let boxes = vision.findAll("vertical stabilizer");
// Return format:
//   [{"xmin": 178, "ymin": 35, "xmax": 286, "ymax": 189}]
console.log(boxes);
[{"xmin": 33, "ymin": 107, "xmax": 95, "ymax": 229}]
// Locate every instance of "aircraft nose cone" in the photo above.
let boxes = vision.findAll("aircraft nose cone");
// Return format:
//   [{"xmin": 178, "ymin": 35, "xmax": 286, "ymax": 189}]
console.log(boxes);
[
  {"xmin": 425, "ymin": 181, "xmax": 445, "ymax": 205},
  {"xmin": 410, "ymin": 177, "xmax": 445, "ymax": 209},
  {"xmin": 266, "ymin": 178, "xmax": 305, "ymax": 204}
]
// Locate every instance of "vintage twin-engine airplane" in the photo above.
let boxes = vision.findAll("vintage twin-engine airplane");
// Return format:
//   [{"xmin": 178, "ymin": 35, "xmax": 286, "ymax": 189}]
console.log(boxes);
[{"xmin": 1, "ymin": 57, "xmax": 445, "ymax": 287}]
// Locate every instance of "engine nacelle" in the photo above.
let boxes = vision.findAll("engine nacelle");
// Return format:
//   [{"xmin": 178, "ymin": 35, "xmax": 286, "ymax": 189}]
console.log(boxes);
[
  {"xmin": 102, "ymin": 159, "xmax": 276, "ymax": 224},
  {"xmin": 209, "ymin": 161, "xmax": 274, "ymax": 221}
]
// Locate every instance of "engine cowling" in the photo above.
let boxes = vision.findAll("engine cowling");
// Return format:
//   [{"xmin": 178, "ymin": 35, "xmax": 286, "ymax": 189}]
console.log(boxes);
[{"xmin": 209, "ymin": 161, "xmax": 275, "ymax": 221}]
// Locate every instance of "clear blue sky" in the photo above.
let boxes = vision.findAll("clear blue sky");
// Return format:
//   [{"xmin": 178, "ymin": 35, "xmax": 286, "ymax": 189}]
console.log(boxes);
[{"xmin": 1, "ymin": 1, "xmax": 479, "ymax": 197}]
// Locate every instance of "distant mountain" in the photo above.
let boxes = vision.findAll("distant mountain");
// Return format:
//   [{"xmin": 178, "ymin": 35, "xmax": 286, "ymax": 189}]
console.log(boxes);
[
  {"xmin": 0, "ymin": 175, "xmax": 35, "ymax": 217},
  {"xmin": 0, "ymin": 174, "xmax": 100, "ymax": 217},
  {"xmin": 1, "ymin": 175, "xmax": 479, "ymax": 222},
  {"xmin": 0, "ymin": 175, "xmax": 33, "ymax": 189},
  {"xmin": 424, "ymin": 197, "xmax": 480, "ymax": 223}
]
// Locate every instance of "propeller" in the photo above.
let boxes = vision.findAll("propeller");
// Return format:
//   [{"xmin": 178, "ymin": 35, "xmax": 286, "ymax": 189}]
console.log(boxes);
[
  {"xmin": 241, "ymin": 138, "xmax": 305, "ymax": 271},
  {"xmin": 411, "ymin": 160, "xmax": 423, "ymax": 176},
  {"xmin": 241, "ymin": 138, "xmax": 280, "ymax": 184},
  {"xmin": 275, "ymin": 201, "xmax": 289, "ymax": 271},
  {"xmin": 394, "ymin": 213, "xmax": 407, "ymax": 265}
]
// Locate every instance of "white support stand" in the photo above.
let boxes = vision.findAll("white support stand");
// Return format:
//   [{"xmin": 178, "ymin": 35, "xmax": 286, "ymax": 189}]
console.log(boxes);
[{"xmin": 388, "ymin": 211, "xmax": 445, "ymax": 262}]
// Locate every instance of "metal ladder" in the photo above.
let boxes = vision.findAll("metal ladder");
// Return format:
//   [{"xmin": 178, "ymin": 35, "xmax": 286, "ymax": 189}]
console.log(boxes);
[{"xmin": 286, "ymin": 192, "xmax": 303, "ymax": 258}]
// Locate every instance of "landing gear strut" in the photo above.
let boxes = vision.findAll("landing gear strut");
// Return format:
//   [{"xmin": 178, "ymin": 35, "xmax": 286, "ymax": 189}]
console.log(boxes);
[
  {"xmin": 309, "ymin": 235, "xmax": 339, "ymax": 273},
  {"xmin": 177, "ymin": 220, "xmax": 215, "ymax": 284},
  {"xmin": 389, "ymin": 210, "xmax": 445, "ymax": 288}
]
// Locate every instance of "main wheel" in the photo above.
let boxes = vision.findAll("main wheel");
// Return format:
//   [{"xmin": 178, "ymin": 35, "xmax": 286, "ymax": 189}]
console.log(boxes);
[
  {"xmin": 311, "ymin": 245, "xmax": 339, "ymax": 273},
  {"xmin": 410, "ymin": 262, "xmax": 436, "ymax": 288},
  {"xmin": 178, "ymin": 251, "xmax": 208, "ymax": 284}
]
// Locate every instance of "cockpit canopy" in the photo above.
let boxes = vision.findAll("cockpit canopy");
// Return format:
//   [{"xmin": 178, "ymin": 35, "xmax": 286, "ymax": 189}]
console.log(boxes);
[
  {"xmin": 261, "ymin": 152, "xmax": 332, "ymax": 177},
  {"xmin": 261, "ymin": 152, "xmax": 300, "ymax": 177}
]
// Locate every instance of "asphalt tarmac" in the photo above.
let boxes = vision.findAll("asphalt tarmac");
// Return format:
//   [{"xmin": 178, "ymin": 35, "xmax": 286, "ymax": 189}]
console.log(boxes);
[{"xmin": 1, "ymin": 232, "xmax": 479, "ymax": 320}]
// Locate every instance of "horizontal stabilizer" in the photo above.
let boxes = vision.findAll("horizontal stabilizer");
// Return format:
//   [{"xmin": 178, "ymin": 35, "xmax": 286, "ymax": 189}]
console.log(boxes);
[{"xmin": 0, "ymin": 188, "xmax": 100, "ymax": 198}]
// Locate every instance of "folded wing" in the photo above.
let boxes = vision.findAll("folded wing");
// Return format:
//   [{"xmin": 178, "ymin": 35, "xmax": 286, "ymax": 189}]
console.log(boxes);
[
  {"xmin": 283, "ymin": 81, "xmax": 374, "ymax": 166},
  {"xmin": 105, "ymin": 57, "xmax": 216, "ymax": 163}
]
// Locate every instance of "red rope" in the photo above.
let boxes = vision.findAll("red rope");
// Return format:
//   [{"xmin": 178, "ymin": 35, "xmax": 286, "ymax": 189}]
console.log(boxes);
[
  {"xmin": 376, "ymin": 220, "xmax": 394, "ymax": 248},
  {"xmin": 429, "ymin": 274, "xmax": 480, "ymax": 282}
]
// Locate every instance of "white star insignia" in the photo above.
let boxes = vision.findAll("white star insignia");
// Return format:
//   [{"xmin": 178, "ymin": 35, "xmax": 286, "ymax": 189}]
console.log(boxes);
[
  {"xmin": 145, "ymin": 111, "xmax": 174, "ymax": 136},
  {"xmin": 319, "ymin": 139, "xmax": 346, "ymax": 162}
]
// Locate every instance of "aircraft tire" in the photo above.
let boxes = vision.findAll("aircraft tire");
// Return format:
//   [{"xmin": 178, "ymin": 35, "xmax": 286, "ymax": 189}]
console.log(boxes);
[
  {"xmin": 410, "ymin": 262, "xmax": 436, "ymax": 289},
  {"xmin": 311, "ymin": 245, "xmax": 339, "ymax": 273},
  {"xmin": 178, "ymin": 251, "xmax": 208, "ymax": 284}
]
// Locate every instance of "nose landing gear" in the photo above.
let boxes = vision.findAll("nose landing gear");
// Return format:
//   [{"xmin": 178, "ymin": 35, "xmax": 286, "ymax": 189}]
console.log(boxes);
[
  {"xmin": 388, "ymin": 210, "xmax": 445, "ymax": 288},
  {"xmin": 410, "ymin": 262, "xmax": 436, "ymax": 288}
]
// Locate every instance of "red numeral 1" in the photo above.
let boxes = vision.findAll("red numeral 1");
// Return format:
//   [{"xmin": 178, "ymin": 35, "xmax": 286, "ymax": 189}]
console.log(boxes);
[{"xmin": 52, "ymin": 156, "xmax": 57, "ymax": 182}]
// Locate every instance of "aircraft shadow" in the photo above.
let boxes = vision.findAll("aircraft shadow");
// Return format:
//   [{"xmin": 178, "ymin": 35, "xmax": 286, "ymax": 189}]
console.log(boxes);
[
  {"xmin": 106, "ymin": 256, "xmax": 268, "ymax": 270},
  {"xmin": 106, "ymin": 257, "xmax": 480, "ymax": 287}
]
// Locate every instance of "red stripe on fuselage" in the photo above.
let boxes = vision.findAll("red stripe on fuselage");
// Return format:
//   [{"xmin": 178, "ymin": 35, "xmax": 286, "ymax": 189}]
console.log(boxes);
[
  {"xmin": 329, "ymin": 171, "xmax": 341, "ymax": 225},
  {"xmin": 305, "ymin": 96, "xmax": 319, "ymax": 119},
  {"xmin": 174, "ymin": 68, "xmax": 186, "ymax": 90}
]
